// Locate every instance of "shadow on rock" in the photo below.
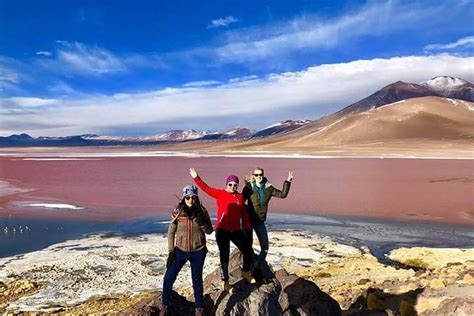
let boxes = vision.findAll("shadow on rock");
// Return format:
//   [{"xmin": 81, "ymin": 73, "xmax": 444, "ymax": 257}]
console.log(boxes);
[
  {"xmin": 123, "ymin": 250, "xmax": 343, "ymax": 315},
  {"xmin": 120, "ymin": 291, "xmax": 195, "ymax": 316},
  {"xmin": 344, "ymin": 287, "xmax": 424, "ymax": 316},
  {"xmin": 276, "ymin": 269, "xmax": 342, "ymax": 316}
]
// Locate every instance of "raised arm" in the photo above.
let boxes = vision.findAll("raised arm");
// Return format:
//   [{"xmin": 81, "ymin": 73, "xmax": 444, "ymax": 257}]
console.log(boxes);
[
  {"xmin": 190, "ymin": 168, "xmax": 220, "ymax": 198},
  {"xmin": 271, "ymin": 171, "xmax": 293, "ymax": 198}
]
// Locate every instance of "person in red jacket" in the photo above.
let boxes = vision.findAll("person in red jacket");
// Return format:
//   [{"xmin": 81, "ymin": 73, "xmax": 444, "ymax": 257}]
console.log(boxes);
[{"xmin": 189, "ymin": 167, "xmax": 255, "ymax": 292}]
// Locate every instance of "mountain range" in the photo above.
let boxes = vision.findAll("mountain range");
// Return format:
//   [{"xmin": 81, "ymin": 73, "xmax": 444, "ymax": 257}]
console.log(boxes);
[{"xmin": 1, "ymin": 76, "xmax": 473, "ymax": 148}]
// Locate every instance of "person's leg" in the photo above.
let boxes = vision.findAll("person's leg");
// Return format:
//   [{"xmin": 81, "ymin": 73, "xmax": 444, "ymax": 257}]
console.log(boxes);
[
  {"xmin": 215, "ymin": 229, "xmax": 231, "ymax": 281},
  {"xmin": 162, "ymin": 248, "xmax": 188, "ymax": 307},
  {"xmin": 253, "ymin": 220, "xmax": 269, "ymax": 266},
  {"xmin": 230, "ymin": 230, "xmax": 253, "ymax": 272},
  {"xmin": 190, "ymin": 247, "xmax": 207, "ymax": 309}
]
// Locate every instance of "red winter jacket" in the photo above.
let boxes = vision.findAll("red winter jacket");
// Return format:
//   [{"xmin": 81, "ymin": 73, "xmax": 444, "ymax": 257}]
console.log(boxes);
[{"xmin": 194, "ymin": 176, "xmax": 251, "ymax": 231}]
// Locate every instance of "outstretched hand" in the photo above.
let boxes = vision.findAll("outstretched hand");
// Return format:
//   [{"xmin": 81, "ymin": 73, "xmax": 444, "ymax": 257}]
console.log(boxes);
[
  {"xmin": 189, "ymin": 167, "xmax": 198, "ymax": 179},
  {"xmin": 287, "ymin": 171, "xmax": 294, "ymax": 182}
]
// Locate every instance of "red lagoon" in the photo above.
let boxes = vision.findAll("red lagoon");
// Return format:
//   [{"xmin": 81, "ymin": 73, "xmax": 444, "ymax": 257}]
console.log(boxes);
[{"xmin": 0, "ymin": 156, "xmax": 473, "ymax": 225}]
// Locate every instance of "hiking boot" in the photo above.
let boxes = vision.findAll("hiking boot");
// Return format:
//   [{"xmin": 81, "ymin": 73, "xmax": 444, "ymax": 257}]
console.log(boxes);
[
  {"xmin": 223, "ymin": 280, "xmax": 233, "ymax": 293},
  {"xmin": 241, "ymin": 270, "xmax": 256, "ymax": 284},
  {"xmin": 159, "ymin": 305, "xmax": 168, "ymax": 316}
]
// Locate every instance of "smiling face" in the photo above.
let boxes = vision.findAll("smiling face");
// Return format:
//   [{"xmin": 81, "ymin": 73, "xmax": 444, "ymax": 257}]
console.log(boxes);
[
  {"xmin": 225, "ymin": 181, "xmax": 239, "ymax": 193},
  {"xmin": 184, "ymin": 195, "xmax": 196, "ymax": 208},
  {"xmin": 252, "ymin": 168, "xmax": 264, "ymax": 184}
]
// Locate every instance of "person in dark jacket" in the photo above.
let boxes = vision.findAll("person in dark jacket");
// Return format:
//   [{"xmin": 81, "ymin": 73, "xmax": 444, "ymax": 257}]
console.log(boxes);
[
  {"xmin": 243, "ymin": 167, "xmax": 293, "ymax": 267},
  {"xmin": 190, "ymin": 167, "xmax": 255, "ymax": 293},
  {"xmin": 161, "ymin": 184, "xmax": 213, "ymax": 316}
]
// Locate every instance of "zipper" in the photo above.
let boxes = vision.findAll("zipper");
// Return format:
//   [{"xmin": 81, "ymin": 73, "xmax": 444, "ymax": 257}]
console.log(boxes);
[{"xmin": 188, "ymin": 218, "xmax": 192, "ymax": 252}]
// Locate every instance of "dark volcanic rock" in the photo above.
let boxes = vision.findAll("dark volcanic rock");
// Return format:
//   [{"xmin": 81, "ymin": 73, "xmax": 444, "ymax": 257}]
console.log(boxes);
[
  {"xmin": 122, "ymin": 250, "xmax": 342, "ymax": 315},
  {"xmin": 276, "ymin": 269, "xmax": 342, "ymax": 316}
]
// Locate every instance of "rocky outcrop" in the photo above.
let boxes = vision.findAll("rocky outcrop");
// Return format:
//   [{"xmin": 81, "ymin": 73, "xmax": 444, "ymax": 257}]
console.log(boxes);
[
  {"xmin": 122, "ymin": 250, "xmax": 342, "ymax": 316},
  {"xmin": 0, "ymin": 280, "xmax": 41, "ymax": 312}
]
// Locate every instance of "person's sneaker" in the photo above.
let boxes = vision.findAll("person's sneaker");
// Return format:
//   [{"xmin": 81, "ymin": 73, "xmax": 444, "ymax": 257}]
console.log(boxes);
[
  {"xmin": 241, "ymin": 270, "xmax": 256, "ymax": 284},
  {"xmin": 195, "ymin": 307, "xmax": 204, "ymax": 316},
  {"xmin": 223, "ymin": 280, "xmax": 233, "ymax": 293}
]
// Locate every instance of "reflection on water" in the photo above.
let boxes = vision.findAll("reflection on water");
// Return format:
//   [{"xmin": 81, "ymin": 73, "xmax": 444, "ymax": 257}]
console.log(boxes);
[{"xmin": 1, "ymin": 213, "xmax": 473, "ymax": 260}]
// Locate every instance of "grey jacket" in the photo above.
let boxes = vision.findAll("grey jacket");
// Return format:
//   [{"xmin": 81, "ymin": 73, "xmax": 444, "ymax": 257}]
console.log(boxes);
[{"xmin": 167, "ymin": 205, "xmax": 213, "ymax": 252}]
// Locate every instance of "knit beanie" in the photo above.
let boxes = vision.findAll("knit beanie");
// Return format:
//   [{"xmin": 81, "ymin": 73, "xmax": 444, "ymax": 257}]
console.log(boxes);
[
  {"xmin": 226, "ymin": 175, "xmax": 239, "ymax": 185},
  {"xmin": 182, "ymin": 184, "xmax": 198, "ymax": 198}
]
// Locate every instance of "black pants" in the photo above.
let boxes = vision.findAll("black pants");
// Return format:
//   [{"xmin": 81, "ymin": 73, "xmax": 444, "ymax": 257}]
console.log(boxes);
[{"xmin": 215, "ymin": 229, "xmax": 253, "ymax": 281}]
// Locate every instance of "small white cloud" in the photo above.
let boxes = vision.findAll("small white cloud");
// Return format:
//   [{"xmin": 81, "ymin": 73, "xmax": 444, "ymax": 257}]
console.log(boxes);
[
  {"xmin": 208, "ymin": 16, "xmax": 238, "ymax": 29},
  {"xmin": 56, "ymin": 40, "xmax": 73, "ymax": 47},
  {"xmin": 36, "ymin": 51, "xmax": 52, "ymax": 57},
  {"xmin": 228, "ymin": 75, "xmax": 258, "ymax": 83},
  {"xmin": 6, "ymin": 97, "xmax": 57, "ymax": 107},
  {"xmin": 424, "ymin": 36, "xmax": 474, "ymax": 51},
  {"xmin": 183, "ymin": 80, "xmax": 222, "ymax": 87}
]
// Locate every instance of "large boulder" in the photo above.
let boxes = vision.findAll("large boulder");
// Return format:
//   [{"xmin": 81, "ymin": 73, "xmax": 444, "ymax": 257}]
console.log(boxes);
[
  {"xmin": 122, "ymin": 250, "xmax": 342, "ymax": 315},
  {"xmin": 200, "ymin": 250, "xmax": 341, "ymax": 315},
  {"xmin": 276, "ymin": 269, "xmax": 342, "ymax": 316}
]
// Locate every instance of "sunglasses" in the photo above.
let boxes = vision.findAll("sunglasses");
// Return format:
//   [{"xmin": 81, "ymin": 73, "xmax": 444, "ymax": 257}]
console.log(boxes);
[
  {"xmin": 253, "ymin": 173, "xmax": 264, "ymax": 177},
  {"xmin": 185, "ymin": 196, "xmax": 196, "ymax": 200},
  {"xmin": 227, "ymin": 183, "xmax": 238, "ymax": 187}
]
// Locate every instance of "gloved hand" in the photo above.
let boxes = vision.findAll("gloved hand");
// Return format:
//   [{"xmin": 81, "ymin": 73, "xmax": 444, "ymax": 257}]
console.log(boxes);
[{"xmin": 166, "ymin": 251, "xmax": 175, "ymax": 268}]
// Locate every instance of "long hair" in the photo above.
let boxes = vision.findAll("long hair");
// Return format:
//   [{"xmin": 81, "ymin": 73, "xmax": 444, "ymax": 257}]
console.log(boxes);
[{"xmin": 176, "ymin": 196, "xmax": 203, "ymax": 217}]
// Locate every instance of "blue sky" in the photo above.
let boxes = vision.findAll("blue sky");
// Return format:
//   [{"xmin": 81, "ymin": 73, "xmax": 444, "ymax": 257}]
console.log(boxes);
[{"xmin": 1, "ymin": 0, "xmax": 473, "ymax": 136}]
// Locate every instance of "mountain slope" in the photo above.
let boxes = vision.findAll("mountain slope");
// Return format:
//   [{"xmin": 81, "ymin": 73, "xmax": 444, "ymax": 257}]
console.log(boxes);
[{"xmin": 230, "ymin": 97, "xmax": 474, "ymax": 150}]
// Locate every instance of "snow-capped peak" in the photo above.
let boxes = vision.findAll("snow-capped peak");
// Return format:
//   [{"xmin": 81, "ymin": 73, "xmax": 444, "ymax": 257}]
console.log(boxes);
[
  {"xmin": 221, "ymin": 127, "xmax": 253, "ymax": 136},
  {"xmin": 264, "ymin": 120, "xmax": 311, "ymax": 129},
  {"xmin": 143, "ymin": 130, "xmax": 213, "ymax": 141},
  {"xmin": 420, "ymin": 76, "xmax": 469, "ymax": 96}
]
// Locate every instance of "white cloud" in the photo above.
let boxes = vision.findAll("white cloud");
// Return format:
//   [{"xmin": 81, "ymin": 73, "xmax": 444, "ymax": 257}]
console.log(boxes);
[
  {"xmin": 208, "ymin": 16, "xmax": 239, "ymax": 29},
  {"xmin": 36, "ymin": 42, "xmax": 167, "ymax": 77},
  {"xmin": 182, "ymin": 80, "xmax": 221, "ymax": 87},
  {"xmin": 211, "ymin": 1, "xmax": 471, "ymax": 63},
  {"xmin": 0, "ymin": 65, "xmax": 19, "ymax": 84},
  {"xmin": 36, "ymin": 51, "xmax": 52, "ymax": 57},
  {"xmin": 424, "ymin": 36, "xmax": 474, "ymax": 51},
  {"xmin": 228, "ymin": 75, "xmax": 258, "ymax": 83},
  {"xmin": 55, "ymin": 42, "xmax": 127, "ymax": 75},
  {"xmin": 5, "ymin": 97, "xmax": 58, "ymax": 107},
  {"xmin": 2, "ymin": 54, "xmax": 473, "ymax": 136}
]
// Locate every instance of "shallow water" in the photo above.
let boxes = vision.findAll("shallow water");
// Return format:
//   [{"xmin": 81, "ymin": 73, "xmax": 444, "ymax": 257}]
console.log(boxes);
[
  {"xmin": 1, "ymin": 213, "xmax": 472, "ymax": 260},
  {"xmin": 1, "ymin": 156, "xmax": 473, "ymax": 224}
]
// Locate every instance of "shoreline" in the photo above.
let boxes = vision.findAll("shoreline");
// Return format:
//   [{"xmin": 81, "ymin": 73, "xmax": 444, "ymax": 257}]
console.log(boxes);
[
  {"xmin": 0, "ymin": 148, "xmax": 473, "ymax": 160},
  {"xmin": 1, "ymin": 212, "xmax": 473, "ymax": 260},
  {"xmin": 1, "ymin": 227, "xmax": 473, "ymax": 314}
]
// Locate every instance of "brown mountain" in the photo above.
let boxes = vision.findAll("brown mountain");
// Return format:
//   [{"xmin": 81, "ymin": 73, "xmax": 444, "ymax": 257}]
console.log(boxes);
[{"xmin": 239, "ymin": 97, "xmax": 473, "ymax": 150}]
